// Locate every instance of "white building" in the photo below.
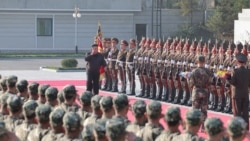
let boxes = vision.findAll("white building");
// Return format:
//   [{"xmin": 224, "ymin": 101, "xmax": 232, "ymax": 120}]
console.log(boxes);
[
  {"xmin": 0, "ymin": 0, "xmax": 206, "ymax": 53},
  {"xmin": 234, "ymin": 9, "xmax": 250, "ymax": 44}
]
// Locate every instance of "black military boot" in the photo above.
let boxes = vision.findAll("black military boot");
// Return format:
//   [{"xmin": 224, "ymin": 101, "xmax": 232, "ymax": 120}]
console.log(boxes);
[
  {"xmin": 111, "ymin": 79, "xmax": 118, "ymax": 92},
  {"xmin": 127, "ymin": 82, "xmax": 135, "ymax": 96},
  {"xmin": 161, "ymin": 85, "xmax": 169, "ymax": 101},
  {"xmin": 155, "ymin": 86, "xmax": 163, "ymax": 100},
  {"xmin": 143, "ymin": 84, "xmax": 150, "ymax": 98},
  {"xmin": 136, "ymin": 79, "xmax": 145, "ymax": 97},
  {"xmin": 180, "ymin": 90, "xmax": 190, "ymax": 105},
  {"xmin": 106, "ymin": 79, "xmax": 112, "ymax": 91},
  {"xmin": 118, "ymin": 80, "xmax": 126, "ymax": 94},
  {"xmin": 149, "ymin": 83, "xmax": 156, "ymax": 99}
]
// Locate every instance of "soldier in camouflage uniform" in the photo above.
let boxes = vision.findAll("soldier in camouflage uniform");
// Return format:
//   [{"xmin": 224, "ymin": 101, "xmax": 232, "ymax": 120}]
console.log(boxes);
[
  {"xmin": 37, "ymin": 84, "xmax": 50, "ymax": 105},
  {"xmin": 45, "ymin": 87, "xmax": 58, "ymax": 108},
  {"xmin": 16, "ymin": 79, "xmax": 29, "ymax": 102},
  {"xmin": 60, "ymin": 84, "xmax": 79, "ymax": 112},
  {"xmin": 78, "ymin": 91, "xmax": 93, "ymax": 122},
  {"xmin": 0, "ymin": 94, "xmax": 10, "ymax": 120},
  {"xmin": 116, "ymin": 40, "xmax": 128, "ymax": 94},
  {"xmin": 84, "ymin": 95, "xmax": 103, "ymax": 127},
  {"xmin": 101, "ymin": 38, "xmax": 112, "ymax": 91},
  {"xmin": 93, "ymin": 123, "xmax": 107, "ymax": 141},
  {"xmin": 60, "ymin": 112, "xmax": 83, "ymax": 141},
  {"xmin": 4, "ymin": 95, "xmax": 23, "ymax": 132},
  {"xmin": 126, "ymin": 100, "xmax": 147, "ymax": 133},
  {"xmin": 156, "ymin": 106, "xmax": 182, "ymax": 141},
  {"xmin": 107, "ymin": 37, "xmax": 120, "ymax": 92},
  {"xmin": 97, "ymin": 96, "xmax": 114, "ymax": 127},
  {"xmin": 42, "ymin": 108, "xmax": 65, "ymax": 141},
  {"xmin": 172, "ymin": 109, "xmax": 205, "ymax": 141},
  {"xmin": 0, "ymin": 120, "xmax": 20, "ymax": 141},
  {"xmin": 227, "ymin": 117, "xmax": 247, "ymax": 141},
  {"xmin": 135, "ymin": 37, "xmax": 147, "ymax": 97},
  {"xmin": 126, "ymin": 39, "xmax": 137, "ymax": 95},
  {"xmin": 0, "ymin": 77, "xmax": 7, "ymax": 95},
  {"xmin": 15, "ymin": 100, "xmax": 38, "ymax": 141},
  {"xmin": 188, "ymin": 55, "xmax": 213, "ymax": 131},
  {"xmin": 106, "ymin": 117, "xmax": 141, "ymax": 141},
  {"xmin": 204, "ymin": 117, "xmax": 227, "ymax": 141},
  {"xmin": 113, "ymin": 94, "xmax": 130, "ymax": 125},
  {"xmin": 5, "ymin": 75, "xmax": 18, "ymax": 95},
  {"xmin": 27, "ymin": 104, "xmax": 52, "ymax": 141},
  {"xmin": 137, "ymin": 101, "xmax": 164, "ymax": 141},
  {"xmin": 28, "ymin": 82, "xmax": 39, "ymax": 100}
]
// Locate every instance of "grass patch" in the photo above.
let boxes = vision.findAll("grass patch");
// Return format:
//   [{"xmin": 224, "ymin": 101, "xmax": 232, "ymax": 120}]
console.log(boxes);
[{"xmin": 43, "ymin": 66, "xmax": 85, "ymax": 71}]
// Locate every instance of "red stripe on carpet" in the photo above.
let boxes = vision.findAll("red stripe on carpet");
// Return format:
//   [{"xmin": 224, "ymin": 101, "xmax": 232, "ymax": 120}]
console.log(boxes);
[{"xmin": 33, "ymin": 80, "xmax": 249, "ymax": 140}]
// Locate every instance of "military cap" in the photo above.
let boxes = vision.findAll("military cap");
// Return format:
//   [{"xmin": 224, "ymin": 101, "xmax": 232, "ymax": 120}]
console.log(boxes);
[
  {"xmin": 63, "ymin": 84, "xmax": 77, "ymax": 99},
  {"xmin": 106, "ymin": 117, "xmax": 126, "ymax": 139},
  {"xmin": 63, "ymin": 111, "xmax": 82, "ymax": 131},
  {"xmin": 45, "ymin": 86, "xmax": 58, "ymax": 101},
  {"xmin": 111, "ymin": 37, "xmax": 119, "ymax": 44},
  {"xmin": 23, "ymin": 100, "xmax": 38, "ymax": 117},
  {"xmin": 185, "ymin": 109, "xmax": 203, "ymax": 126},
  {"xmin": 132, "ymin": 100, "xmax": 146, "ymax": 117},
  {"xmin": 91, "ymin": 95, "xmax": 102, "ymax": 109},
  {"xmin": 35, "ymin": 104, "xmax": 52, "ymax": 122},
  {"xmin": 100, "ymin": 96, "xmax": 113, "ymax": 111},
  {"xmin": 205, "ymin": 117, "xmax": 224, "ymax": 136},
  {"xmin": 164, "ymin": 106, "xmax": 181, "ymax": 122},
  {"xmin": 80, "ymin": 91, "xmax": 93, "ymax": 106},
  {"xmin": 197, "ymin": 55, "xmax": 205, "ymax": 63},
  {"xmin": 28, "ymin": 82, "xmax": 39, "ymax": 95},
  {"xmin": 146, "ymin": 100, "xmax": 162, "ymax": 118},
  {"xmin": 82, "ymin": 124, "xmax": 95, "ymax": 141},
  {"xmin": 227, "ymin": 117, "xmax": 247, "ymax": 138},
  {"xmin": 38, "ymin": 84, "xmax": 50, "ymax": 97},
  {"xmin": 113, "ymin": 95, "xmax": 129, "ymax": 111},
  {"xmin": 49, "ymin": 108, "xmax": 65, "ymax": 127},
  {"xmin": 121, "ymin": 40, "xmax": 128, "ymax": 46},
  {"xmin": 57, "ymin": 90, "xmax": 65, "ymax": 103},
  {"xmin": 236, "ymin": 53, "xmax": 247, "ymax": 63},
  {"xmin": 7, "ymin": 95, "xmax": 22, "ymax": 112},
  {"xmin": 94, "ymin": 123, "xmax": 106, "ymax": 139}
]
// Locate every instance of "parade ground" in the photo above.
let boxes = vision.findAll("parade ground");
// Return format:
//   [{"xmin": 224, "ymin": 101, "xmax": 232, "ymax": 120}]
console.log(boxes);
[{"xmin": 0, "ymin": 58, "xmax": 249, "ymax": 140}]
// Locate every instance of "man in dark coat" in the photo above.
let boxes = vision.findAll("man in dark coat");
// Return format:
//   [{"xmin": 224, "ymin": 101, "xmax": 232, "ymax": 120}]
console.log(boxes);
[{"xmin": 227, "ymin": 53, "xmax": 250, "ymax": 130}]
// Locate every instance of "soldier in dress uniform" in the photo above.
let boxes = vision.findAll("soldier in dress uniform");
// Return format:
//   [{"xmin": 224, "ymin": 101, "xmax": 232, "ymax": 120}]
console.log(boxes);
[
  {"xmin": 101, "ymin": 38, "xmax": 112, "ymax": 91},
  {"xmin": 161, "ymin": 38, "xmax": 171, "ymax": 101},
  {"xmin": 116, "ymin": 40, "xmax": 128, "ymax": 94},
  {"xmin": 134, "ymin": 37, "xmax": 146, "ymax": 97},
  {"xmin": 126, "ymin": 100, "xmax": 147, "ymax": 133},
  {"xmin": 126, "ymin": 39, "xmax": 137, "ymax": 95},
  {"xmin": 107, "ymin": 38, "xmax": 120, "ymax": 92},
  {"xmin": 148, "ymin": 39, "xmax": 157, "ymax": 99}
]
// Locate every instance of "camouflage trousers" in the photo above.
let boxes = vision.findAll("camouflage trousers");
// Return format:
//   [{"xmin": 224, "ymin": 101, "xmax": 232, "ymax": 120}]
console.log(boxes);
[{"xmin": 191, "ymin": 88, "xmax": 208, "ymax": 121}]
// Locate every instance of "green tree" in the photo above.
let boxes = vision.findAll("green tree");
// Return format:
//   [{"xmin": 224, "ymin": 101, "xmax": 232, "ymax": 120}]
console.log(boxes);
[
  {"xmin": 206, "ymin": 0, "xmax": 250, "ymax": 39},
  {"xmin": 175, "ymin": 0, "xmax": 199, "ymax": 16}
]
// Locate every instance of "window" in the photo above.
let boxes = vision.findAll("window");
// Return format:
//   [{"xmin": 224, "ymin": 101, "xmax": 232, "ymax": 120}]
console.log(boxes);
[
  {"xmin": 37, "ymin": 18, "xmax": 52, "ymax": 36},
  {"xmin": 136, "ymin": 24, "xmax": 147, "ymax": 42}
]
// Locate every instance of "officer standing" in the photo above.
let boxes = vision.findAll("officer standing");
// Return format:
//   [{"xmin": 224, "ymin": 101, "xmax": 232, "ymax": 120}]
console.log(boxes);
[
  {"xmin": 85, "ymin": 44, "xmax": 107, "ymax": 95},
  {"xmin": 226, "ymin": 53, "xmax": 250, "ymax": 130},
  {"xmin": 188, "ymin": 55, "xmax": 213, "ymax": 131}
]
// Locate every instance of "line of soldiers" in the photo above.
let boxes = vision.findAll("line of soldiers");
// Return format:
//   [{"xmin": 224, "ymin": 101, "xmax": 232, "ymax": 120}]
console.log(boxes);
[
  {"xmin": 0, "ymin": 74, "xmax": 248, "ymax": 141},
  {"xmin": 100, "ymin": 37, "xmax": 250, "ymax": 114}
]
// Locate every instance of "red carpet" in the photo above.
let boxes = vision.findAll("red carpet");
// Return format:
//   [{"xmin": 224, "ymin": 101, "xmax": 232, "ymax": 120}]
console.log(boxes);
[{"xmin": 31, "ymin": 79, "xmax": 249, "ymax": 140}]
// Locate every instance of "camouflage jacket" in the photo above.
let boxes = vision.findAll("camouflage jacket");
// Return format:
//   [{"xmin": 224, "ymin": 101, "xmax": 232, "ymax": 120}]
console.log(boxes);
[
  {"xmin": 27, "ymin": 126, "xmax": 50, "ymax": 141},
  {"xmin": 137, "ymin": 123, "xmax": 164, "ymax": 141},
  {"xmin": 41, "ymin": 131, "xmax": 64, "ymax": 141},
  {"xmin": 155, "ymin": 130, "xmax": 181, "ymax": 141},
  {"xmin": 15, "ymin": 121, "xmax": 37, "ymax": 141},
  {"xmin": 172, "ymin": 131, "xmax": 205, "ymax": 141},
  {"xmin": 189, "ymin": 66, "xmax": 213, "ymax": 89}
]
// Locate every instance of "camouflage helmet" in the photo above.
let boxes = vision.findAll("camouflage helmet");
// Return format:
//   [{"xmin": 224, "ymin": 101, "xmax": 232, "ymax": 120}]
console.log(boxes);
[
  {"xmin": 7, "ymin": 95, "xmax": 22, "ymax": 112},
  {"xmin": 113, "ymin": 95, "xmax": 129, "ymax": 111},
  {"xmin": 205, "ymin": 117, "xmax": 224, "ymax": 136},
  {"xmin": 146, "ymin": 100, "xmax": 162, "ymax": 119},
  {"xmin": 35, "ymin": 104, "xmax": 52, "ymax": 122},
  {"xmin": 185, "ymin": 109, "xmax": 203, "ymax": 126},
  {"xmin": 93, "ymin": 123, "xmax": 106, "ymax": 139},
  {"xmin": 106, "ymin": 117, "xmax": 126, "ymax": 140},
  {"xmin": 23, "ymin": 100, "xmax": 38, "ymax": 118},
  {"xmin": 16, "ymin": 79, "xmax": 28, "ymax": 93},
  {"xmin": 132, "ymin": 100, "xmax": 146, "ymax": 118},
  {"xmin": 63, "ymin": 84, "xmax": 77, "ymax": 100},
  {"xmin": 49, "ymin": 107, "xmax": 65, "ymax": 127},
  {"xmin": 227, "ymin": 117, "xmax": 247, "ymax": 138},
  {"xmin": 80, "ymin": 91, "xmax": 93, "ymax": 106},
  {"xmin": 82, "ymin": 124, "xmax": 95, "ymax": 141},
  {"xmin": 0, "ymin": 93, "xmax": 10, "ymax": 107},
  {"xmin": 0, "ymin": 77, "xmax": 7, "ymax": 88},
  {"xmin": 63, "ymin": 111, "xmax": 82, "ymax": 132},
  {"xmin": 100, "ymin": 96, "xmax": 113, "ymax": 112},
  {"xmin": 45, "ymin": 87, "xmax": 58, "ymax": 101},
  {"xmin": 164, "ymin": 106, "xmax": 181, "ymax": 123},
  {"xmin": 57, "ymin": 90, "xmax": 65, "ymax": 104},
  {"xmin": 7, "ymin": 75, "xmax": 18, "ymax": 86},
  {"xmin": 91, "ymin": 95, "xmax": 102, "ymax": 110},
  {"xmin": 28, "ymin": 82, "xmax": 39, "ymax": 95},
  {"xmin": 17, "ymin": 79, "xmax": 29, "ymax": 87},
  {"xmin": 38, "ymin": 84, "xmax": 50, "ymax": 97}
]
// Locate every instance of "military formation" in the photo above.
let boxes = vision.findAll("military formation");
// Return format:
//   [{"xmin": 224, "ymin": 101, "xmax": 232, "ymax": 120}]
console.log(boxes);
[
  {"xmin": 0, "ymin": 74, "xmax": 248, "ymax": 141},
  {"xmin": 101, "ymin": 37, "xmax": 250, "ymax": 115}
]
